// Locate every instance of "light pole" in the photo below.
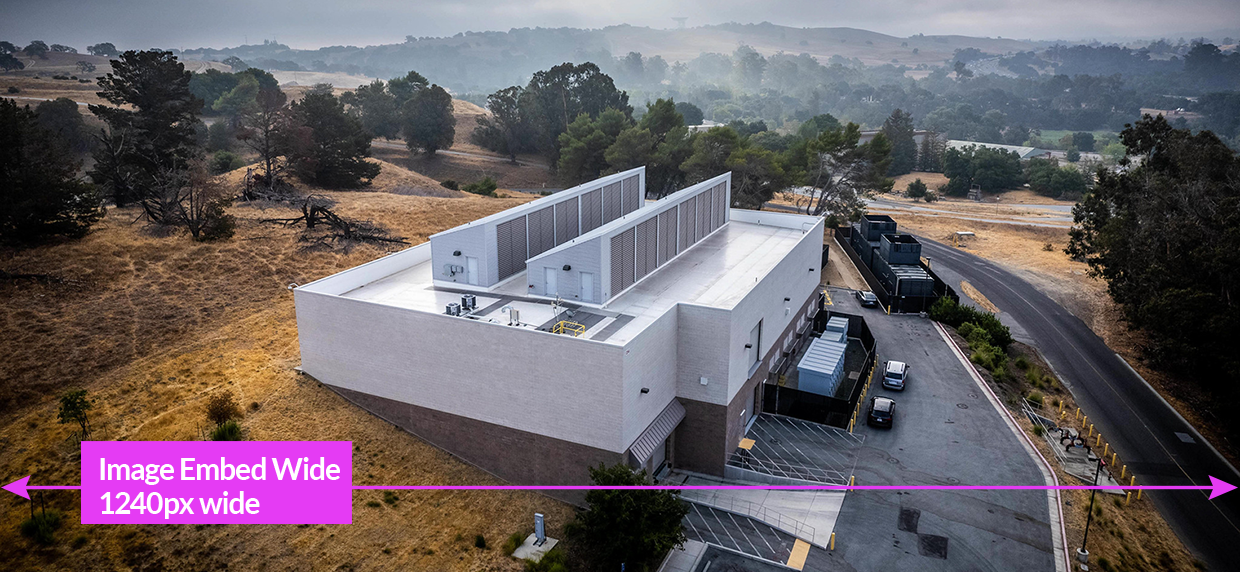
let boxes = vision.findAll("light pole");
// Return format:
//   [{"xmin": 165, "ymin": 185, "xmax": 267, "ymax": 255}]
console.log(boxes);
[{"xmin": 1078, "ymin": 456, "xmax": 1106, "ymax": 565}]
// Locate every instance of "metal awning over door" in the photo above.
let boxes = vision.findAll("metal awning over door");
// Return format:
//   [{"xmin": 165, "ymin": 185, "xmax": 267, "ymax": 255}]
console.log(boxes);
[{"xmin": 629, "ymin": 399, "xmax": 686, "ymax": 465}]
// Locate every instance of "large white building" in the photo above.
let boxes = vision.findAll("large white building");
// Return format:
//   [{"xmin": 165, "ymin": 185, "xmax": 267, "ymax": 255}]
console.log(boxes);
[{"xmin": 294, "ymin": 167, "xmax": 826, "ymax": 496}]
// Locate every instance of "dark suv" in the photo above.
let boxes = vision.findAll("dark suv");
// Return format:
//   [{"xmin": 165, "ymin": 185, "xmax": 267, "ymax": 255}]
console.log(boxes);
[
  {"xmin": 867, "ymin": 396, "xmax": 895, "ymax": 428},
  {"xmin": 855, "ymin": 290, "xmax": 878, "ymax": 307}
]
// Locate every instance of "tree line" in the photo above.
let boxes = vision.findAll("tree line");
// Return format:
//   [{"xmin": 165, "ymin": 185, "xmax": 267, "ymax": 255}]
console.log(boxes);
[{"xmin": 2, "ymin": 48, "xmax": 457, "ymax": 246}]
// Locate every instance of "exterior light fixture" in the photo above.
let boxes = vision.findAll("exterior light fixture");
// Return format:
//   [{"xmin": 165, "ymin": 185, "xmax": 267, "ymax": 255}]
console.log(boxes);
[
  {"xmin": 744, "ymin": 343, "xmax": 753, "ymax": 349},
  {"xmin": 784, "ymin": 297, "xmax": 791, "ymax": 302},
  {"xmin": 563, "ymin": 264, "xmax": 571, "ymax": 271},
  {"xmin": 640, "ymin": 387, "xmax": 650, "ymax": 394},
  {"xmin": 453, "ymin": 250, "xmax": 462, "ymax": 256}
]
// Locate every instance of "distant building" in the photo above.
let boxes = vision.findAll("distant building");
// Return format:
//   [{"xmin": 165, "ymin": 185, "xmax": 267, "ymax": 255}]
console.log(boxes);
[
  {"xmin": 946, "ymin": 140, "xmax": 1050, "ymax": 160},
  {"xmin": 687, "ymin": 119, "xmax": 723, "ymax": 133}
]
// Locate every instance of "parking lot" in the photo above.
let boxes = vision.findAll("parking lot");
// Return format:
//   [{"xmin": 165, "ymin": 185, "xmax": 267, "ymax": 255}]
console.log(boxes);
[{"xmin": 820, "ymin": 287, "xmax": 1056, "ymax": 571}]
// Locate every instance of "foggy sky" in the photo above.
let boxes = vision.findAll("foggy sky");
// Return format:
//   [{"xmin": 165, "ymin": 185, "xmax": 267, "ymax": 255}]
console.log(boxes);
[{"xmin": 3, "ymin": 0, "xmax": 1239, "ymax": 51}]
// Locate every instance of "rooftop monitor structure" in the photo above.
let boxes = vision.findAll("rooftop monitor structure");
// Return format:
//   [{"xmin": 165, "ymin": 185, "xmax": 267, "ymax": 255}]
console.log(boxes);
[
  {"xmin": 525, "ymin": 173, "xmax": 731, "ymax": 305},
  {"xmin": 429, "ymin": 167, "xmax": 645, "ymax": 289}
]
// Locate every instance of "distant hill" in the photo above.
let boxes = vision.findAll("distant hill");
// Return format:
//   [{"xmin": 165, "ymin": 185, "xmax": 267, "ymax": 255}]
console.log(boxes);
[{"xmin": 175, "ymin": 23, "xmax": 1043, "ymax": 93}]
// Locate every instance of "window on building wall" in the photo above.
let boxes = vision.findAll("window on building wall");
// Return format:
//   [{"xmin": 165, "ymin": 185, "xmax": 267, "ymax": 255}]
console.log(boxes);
[{"xmin": 748, "ymin": 320, "xmax": 762, "ymax": 366}]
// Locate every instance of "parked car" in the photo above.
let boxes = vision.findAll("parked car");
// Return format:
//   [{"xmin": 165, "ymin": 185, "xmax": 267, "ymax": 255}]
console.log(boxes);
[
  {"xmin": 882, "ymin": 360, "xmax": 909, "ymax": 391},
  {"xmin": 868, "ymin": 396, "xmax": 895, "ymax": 428},
  {"xmin": 855, "ymin": 290, "xmax": 878, "ymax": 307}
]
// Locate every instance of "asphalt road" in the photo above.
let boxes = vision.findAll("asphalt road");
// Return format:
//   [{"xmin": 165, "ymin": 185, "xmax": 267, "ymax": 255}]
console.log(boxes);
[{"xmin": 916, "ymin": 237, "xmax": 1240, "ymax": 570}]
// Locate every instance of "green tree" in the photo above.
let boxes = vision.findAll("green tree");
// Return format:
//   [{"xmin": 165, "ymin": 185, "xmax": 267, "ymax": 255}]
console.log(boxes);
[
  {"xmin": 674, "ymin": 101, "xmax": 704, "ymax": 126},
  {"xmin": 800, "ymin": 123, "xmax": 893, "ymax": 219},
  {"xmin": 287, "ymin": 89, "xmax": 380, "ymax": 189},
  {"xmin": 76, "ymin": 60, "xmax": 96, "ymax": 74},
  {"xmin": 905, "ymin": 178, "xmax": 928, "ymax": 200},
  {"xmin": 0, "ymin": 41, "xmax": 17, "ymax": 54},
  {"xmin": 23, "ymin": 41, "xmax": 49, "ymax": 59},
  {"xmin": 1067, "ymin": 116, "xmax": 1239, "ymax": 408},
  {"xmin": 471, "ymin": 86, "xmax": 530, "ymax": 163},
  {"xmin": 681, "ymin": 126, "xmax": 742, "ymax": 183},
  {"xmin": 1071, "ymin": 132, "xmax": 1096, "ymax": 152},
  {"xmin": 941, "ymin": 145, "xmax": 1023, "ymax": 195},
  {"xmin": 87, "ymin": 42, "xmax": 119, "ymax": 57},
  {"xmin": 1065, "ymin": 148, "xmax": 1081, "ymax": 162},
  {"xmin": 881, "ymin": 108, "xmax": 917, "ymax": 176},
  {"xmin": 727, "ymin": 146, "xmax": 786, "ymax": 209},
  {"xmin": 797, "ymin": 114, "xmax": 842, "ymax": 140},
  {"xmin": 387, "ymin": 70, "xmax": 428, "ymax": 107},
  {"xmin": 604, "ymin": 127, "xmax": 655, "ymax": 173},
  {"xmin": 401, "ymin": 84, "xmax": 455, "ymax": 156},
  {"xmin": 89, "ymin": 50, "xmax": 203, "ymax": 214},
  {"xmin": 574, "ymin": 463, "xmax": 689, "ymax": 570},
  {"xmin": 1025, "ymin": 158, "xmax": 1087, "ymax": 198},
  {"xmin": 211, "ymin": 74, "xmax": 260, "ymax": 118},
  {"xmin": 57, "ymin": 389, "xmax": 93, "ymax": 439},
  {"xmin": 606, "ymin": 98, "xmax": 691, "ymax": 197},
  {"xmin": 236, "ymin": 86, "xmax": 295, "ymax": 196},
  {"xmin": 35, "ymin": 97, "xmax": 91, "ymax": 154},
  {"xmin": 557, "ymin": 109, "xmax": 629, "ymax": 184},
  {"xmin": 0, "ymin": 53, "xmax": 24, "ymax": 73},
  {"xmin": 51, "ymin": 44, "xmax": 76, "ymax": 54},
  {"xmin": 341, "ymin": 80, "xmax": 400, "ymax": 139},
  {"xmin": 1, "ymin": 99, "xmax": 103, "ymax": 242},
  {"xmin": 918, "ymin": 132, "xmax": 945, "ymax": 172},
  {"xmin": 522, "ymin": 62, "xmax": 631, "ymax": 168}
]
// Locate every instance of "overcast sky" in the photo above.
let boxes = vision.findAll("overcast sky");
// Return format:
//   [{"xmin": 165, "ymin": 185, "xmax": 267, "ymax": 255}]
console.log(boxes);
[{"xmin": 4, "ymin": 0, "xmax": 1239, "ymax": 50}]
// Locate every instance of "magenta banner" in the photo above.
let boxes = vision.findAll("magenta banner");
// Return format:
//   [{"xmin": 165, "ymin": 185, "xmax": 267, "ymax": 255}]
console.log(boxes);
[{"xmin": 80, "ymin": 441, "xmax": 353, "ymax": 524}]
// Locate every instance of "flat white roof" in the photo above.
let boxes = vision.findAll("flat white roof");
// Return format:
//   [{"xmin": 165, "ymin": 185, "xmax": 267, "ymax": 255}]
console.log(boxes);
[{"xmin": 336, "ymin": 213, "xmax": 817, "ymax": 346}]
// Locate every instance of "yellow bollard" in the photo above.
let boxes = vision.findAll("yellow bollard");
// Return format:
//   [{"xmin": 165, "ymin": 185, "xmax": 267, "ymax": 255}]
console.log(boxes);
[
  {"xmin": 1088, "ymin": 424, "xmax": 1094, "ymax": 437},
  {"xmin": 1060, "ymin": 401, "xmax": 1065, "ymax": 413},
  {"xmin": 850, "ymin": 475, "xmax": 855, "ymax": 488},
  {"xmin": 1111, "ymin": 452, "xmax": 1116, "ymax": 466},
  {"xmin": 1082, "ymin": 415, "xmax": 1088, "ymax": 429},
  {"xmin": 1060, "ymin": 410, "xmax": 1066, "ymax": 420},
  {"xmin": 830, "ymin": 532, "xmax": 836, "ymax": 551},
  {"xmin": 1095, "ymin": 433, "xmax": 1102, "ymax": 447},
  {"xmin": 1121, "ymin": 465, "xmax": 1126, "ymax": 480},
  {"xmin": 1075, "ymin": 407, "xmax": 1081, "ymax": 420},
  {"xmin": 1125, "ymin": 492, "xmax": 1132, "ymax": 506}
]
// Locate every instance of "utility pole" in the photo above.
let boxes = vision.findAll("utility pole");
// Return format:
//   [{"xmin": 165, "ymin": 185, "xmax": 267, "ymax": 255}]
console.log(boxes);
[{"xmin": 1078, "ymin": 456, "xmax": 1105, "ymax": 566}]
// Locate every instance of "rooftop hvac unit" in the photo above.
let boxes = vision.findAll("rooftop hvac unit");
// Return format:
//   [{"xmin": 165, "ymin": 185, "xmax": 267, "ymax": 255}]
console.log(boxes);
[
  {"xmin": 445, "ymin": 302, "xmax": 461, "ymax": 316},
  {"xmin": 461, "ymin": 294, "xmax": 477, "ymax": 310}
]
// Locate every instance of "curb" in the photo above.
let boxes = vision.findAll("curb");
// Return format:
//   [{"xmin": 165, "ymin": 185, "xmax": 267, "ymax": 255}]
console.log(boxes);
[{"xmin": 934, "ymin": 321, "xmax": 1070, "ymax": 572}]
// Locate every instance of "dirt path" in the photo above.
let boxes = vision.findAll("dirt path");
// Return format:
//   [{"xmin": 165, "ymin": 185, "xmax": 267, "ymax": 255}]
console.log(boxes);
[{"xmin": 823, "ymin": 235, "xmax": 867, "ymax": 291}]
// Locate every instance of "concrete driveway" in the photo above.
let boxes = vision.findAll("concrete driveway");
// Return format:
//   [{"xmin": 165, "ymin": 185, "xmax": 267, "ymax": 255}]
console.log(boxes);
[{"xmin": 820, "ymin": 287, "xmax": 1057, "ymax": 571}]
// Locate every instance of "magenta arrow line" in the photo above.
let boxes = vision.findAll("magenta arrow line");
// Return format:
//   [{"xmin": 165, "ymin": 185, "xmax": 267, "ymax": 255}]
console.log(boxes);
[
  {"xmin": 7, "ymin": 476, "xmax": 1235, "ymax": 500},
  {"xmin": 353, "ymin": 476, "xmax": 1237, "ymax": 500}
]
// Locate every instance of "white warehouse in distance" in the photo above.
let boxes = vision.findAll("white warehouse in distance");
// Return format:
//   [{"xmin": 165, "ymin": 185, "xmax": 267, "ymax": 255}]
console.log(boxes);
[{"xmin": 293, "ymin": 167, "xmax": 827, "ymax": 499}]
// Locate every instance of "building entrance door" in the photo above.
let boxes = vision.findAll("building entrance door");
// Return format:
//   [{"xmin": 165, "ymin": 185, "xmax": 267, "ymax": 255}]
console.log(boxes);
[
  {"xmin": 579, "ymin": 272, "xmax": 594, "ymax": 302},
  {"xmin": 465, "ymin": 257, "xmax": 478, "ymax": 285},
  {"xmin": 544, "ymin": 267, "xmax": 558, "ymax": 296}
]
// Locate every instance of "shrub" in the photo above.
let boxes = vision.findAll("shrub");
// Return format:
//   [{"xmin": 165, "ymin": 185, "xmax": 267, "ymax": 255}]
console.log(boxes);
[
  {"xmin": 929, "ymin": 298, "xmax": 1012, "ymax": 349},
  {"xmin": 71, "ymin": 534, "xmax": 88, "ymax": 548},
  {"xmin": 210, "ymin": 420, "xmax": 242, "ymax": 441},
  {"xmin": 502, "ymin": 531, "xmax": 527, "ymax": 555},
  {"xmin": 366, "ymin": 500, "xmax": 381, "ymax": 508},
  {"xmin": 20, "ymin": 509, "xmax": 63, "ymax": 545},
  {"xmin": 440, "ymin": 179, "xmax": 459, "ymax": 190},
  {"xmin": 382, "ymin": 491, "xmax": 399, "ymax": 506},
  {"xmin": 1026, "ymin": 368, "xmax": 1043, "ymax": 385},
  {"xmin": 1014, "ymin": 356, "xmax": 1030, "ymax": 370},
  {"xmin": 462, "ymin": 176, "xmax": 498, "ymax": 197},
  {"xmin": 970, "ymin": 341, "xmax": 1007, "ymax": 373},
  {"xmin": 1032, "ymin": 424, "xmax": 1045, "ymax": 436},
  {"xmin": 957, "ymin": 322, "xmax": 976, "ymax": 338},
  {"xmin": 209, "ymin": 150, "xmax": 245, "ymax": 175},
  {"xmin": 1027, "ymin": 391, "xmax": 1044, "ymax": 407},
  {"xmin": 524, "ymin": 548, "xmax": 568, "ymax": 572},
  {"xmin": 1043, "ymin": 242, "xmax": 1054, "ymax": 251},
  {"xmin": 474, "ymin": 534, "xmax": 487, "ymax": 549},
  {"xmin": 6, "ymin": 86, "xmax": 18, "ymax": 93},
  {"xmin": 964, "ymin": 323, "xmax": 992, "ymax": 347},
  {"xmin": 923, "ymin": 190, "xmax": 938, "ymax": 203},
  {"xmin": 205, "ymin": 391, "xmax": 241, "ymax": 427}
]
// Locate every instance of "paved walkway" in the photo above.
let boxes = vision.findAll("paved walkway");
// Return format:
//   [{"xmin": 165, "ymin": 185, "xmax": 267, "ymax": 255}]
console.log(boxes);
[{"xmin": 679, "ymin": 474, "xmax": 844, "ymax": 548}]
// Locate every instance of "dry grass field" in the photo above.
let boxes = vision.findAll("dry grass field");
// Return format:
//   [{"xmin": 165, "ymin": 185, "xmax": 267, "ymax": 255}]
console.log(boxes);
[{"xmin": 0, "ymin": 174, "xmax": 580, "ymax": 570}]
